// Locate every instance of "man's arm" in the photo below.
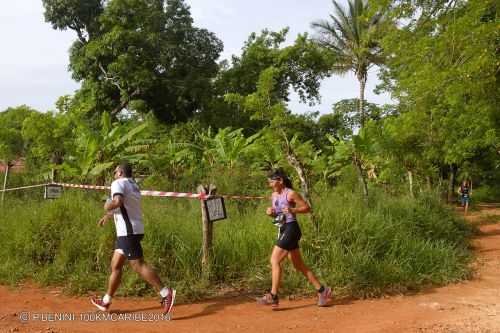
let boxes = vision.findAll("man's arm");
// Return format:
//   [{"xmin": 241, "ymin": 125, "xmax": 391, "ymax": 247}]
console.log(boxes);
[
  {"xmin": 98, "ymin": 212, "xmax": 113, "ymax": 227},
  {"xmin": 104, "ymin": 194, "xmax": 124, "ymax": 211},
  {"xmin": 98, "ymin": 194, "xmax": 124, "ymax": 227}
]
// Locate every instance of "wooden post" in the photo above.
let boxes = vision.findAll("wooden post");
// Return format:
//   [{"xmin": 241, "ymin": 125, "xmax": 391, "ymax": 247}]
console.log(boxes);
[
  {"xmin": 407, "ymin": 170, "xmax": 414, "ymax": 198},
  {"xmin": 1, "ymin": 162, "xmax": 10, "ymax": 204},
  {"xmin": 197, "ymin": 184, "xmax": 216, "ymax": 278}
]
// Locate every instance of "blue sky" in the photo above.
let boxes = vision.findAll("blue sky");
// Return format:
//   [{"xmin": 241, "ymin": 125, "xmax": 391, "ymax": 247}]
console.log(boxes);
[{"xmin": 0, "ymin": 0, "xmax": 391, "ymax": 114}]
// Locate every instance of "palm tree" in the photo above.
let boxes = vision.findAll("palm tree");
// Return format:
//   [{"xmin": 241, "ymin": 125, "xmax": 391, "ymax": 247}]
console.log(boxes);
[
  {"xmin": 312, "ymin": 0, "xmax": 385, "ymax": 201},
  {"xmin": 311, "ymin": 0, "xmax": 384, "ymax": 127}
]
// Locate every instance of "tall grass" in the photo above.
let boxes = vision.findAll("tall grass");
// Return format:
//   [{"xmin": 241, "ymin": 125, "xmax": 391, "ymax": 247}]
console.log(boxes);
[{"xmin": 0, "ymin": 187, "xmax": 475, "ymax": 301}]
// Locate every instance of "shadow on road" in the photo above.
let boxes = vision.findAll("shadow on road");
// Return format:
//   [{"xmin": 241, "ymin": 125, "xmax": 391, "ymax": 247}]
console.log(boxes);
[
  {"xmin": 109, "ymin": 305, "xmax": 160, "ymax": 314},
  {"xmin": 174, "ymin": 296, "xmax": 254, "ymax": 321}
]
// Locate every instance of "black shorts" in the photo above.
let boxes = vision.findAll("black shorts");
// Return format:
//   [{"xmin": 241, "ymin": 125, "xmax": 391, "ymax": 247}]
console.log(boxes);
[
  {"xmin": 276, "ymin": 221, "xmax": 302, "ymax": 251},
  {"xmin": 115, "ymin": 234, "xmax": 144, "ymax": 260}
]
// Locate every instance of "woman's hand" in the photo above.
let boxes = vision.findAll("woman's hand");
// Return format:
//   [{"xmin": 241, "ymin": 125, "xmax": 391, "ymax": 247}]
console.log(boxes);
[{"xmin": 266, "ymin": 207, "xmax": 276, "ymax": 217}]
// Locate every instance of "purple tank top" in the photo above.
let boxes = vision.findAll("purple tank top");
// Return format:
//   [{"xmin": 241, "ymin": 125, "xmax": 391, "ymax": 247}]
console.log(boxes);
[{"xmin": 273, "ymin": 188, "xmax": 297, "ymax": 223}]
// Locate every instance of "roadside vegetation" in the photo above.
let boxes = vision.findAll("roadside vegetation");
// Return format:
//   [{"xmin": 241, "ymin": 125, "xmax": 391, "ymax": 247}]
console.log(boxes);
[
  {"xmin": 0, "ymin": 0, "xmax": 497, "ymax": 301},
  {"xmin": 0, "ymin": 173, "xmax": 475, "ymax": 301}
]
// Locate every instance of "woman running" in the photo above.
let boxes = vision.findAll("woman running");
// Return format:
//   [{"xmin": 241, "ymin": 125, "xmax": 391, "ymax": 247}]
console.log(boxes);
[
  {"xmin": 257, "ymin": 169, "xmax": 332, "ymax": 308},
  {"xmin": 458, "ymin": 180, "xmax": 472, "ymax": 215}
]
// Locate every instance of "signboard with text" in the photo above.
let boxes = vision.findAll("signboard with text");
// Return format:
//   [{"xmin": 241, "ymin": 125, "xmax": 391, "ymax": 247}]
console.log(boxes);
[
  {"xmin": 204, "ymin": 196, "xmax": 227, "ymax": 222},
  {"xmin": 44, "ymin": 184, "xmax": 63, "ymax": 199}
]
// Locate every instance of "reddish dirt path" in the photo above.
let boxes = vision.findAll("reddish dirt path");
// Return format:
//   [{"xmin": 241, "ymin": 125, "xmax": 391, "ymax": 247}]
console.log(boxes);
[{"xmin": 2, "ymin": 205, "xmax": 500, "ymax": 333}]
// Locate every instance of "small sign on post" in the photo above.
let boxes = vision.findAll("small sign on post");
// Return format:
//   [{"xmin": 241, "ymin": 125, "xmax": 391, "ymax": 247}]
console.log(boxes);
[
  {"xmin": 44, "ymin": 184, "xmax": 63, "ymax": 199},
  {"xmin": 204, "ymin": 196, "xmax": 227, "ymax": 222}
]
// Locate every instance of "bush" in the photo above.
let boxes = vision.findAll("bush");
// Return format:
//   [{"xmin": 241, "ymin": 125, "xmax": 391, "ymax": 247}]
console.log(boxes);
[
  {"xmin": 0, "ymin": 187, "xmax": 475, "ymax": 301},
  {"xmin": 470, "ymin": 185, "xmax": 500, "ymax": 203}
]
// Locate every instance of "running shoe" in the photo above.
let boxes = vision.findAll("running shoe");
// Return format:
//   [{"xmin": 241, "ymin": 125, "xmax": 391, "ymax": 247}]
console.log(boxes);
[
  {"xmin": 160, "ymin": 288, "xmax": 176, "ymax": 315},
  {"xmin": 257, "ymin": 293, "xmax": 279, "ymax": 308},
  {"xmin": 318, "ymin": 287, "xmax": 332, "ymax": 307},
  {"xmin": 90, "ymin": 297, "xmax": 111, "ymax": 312}
]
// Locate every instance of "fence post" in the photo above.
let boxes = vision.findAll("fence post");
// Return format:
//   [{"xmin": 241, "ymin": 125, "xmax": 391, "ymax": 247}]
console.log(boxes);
[
  {"xmin": 197, "ymin": 184, "xmax": 216, "ymax": 278},
  {"xmin": 1, "ymin": 162, "xmax": 11, "ymax": 204}
]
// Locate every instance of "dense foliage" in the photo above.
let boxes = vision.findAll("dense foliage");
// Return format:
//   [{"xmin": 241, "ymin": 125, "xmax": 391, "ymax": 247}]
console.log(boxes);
[{"xmin": 0, "ymin": 188, "xmax": 474, "ymax": 300}]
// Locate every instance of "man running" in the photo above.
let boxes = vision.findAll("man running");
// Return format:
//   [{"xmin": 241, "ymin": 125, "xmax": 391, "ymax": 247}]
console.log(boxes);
[{"xmin": 91, "ymin": 162, "xmax": 175, "ymax": 316}]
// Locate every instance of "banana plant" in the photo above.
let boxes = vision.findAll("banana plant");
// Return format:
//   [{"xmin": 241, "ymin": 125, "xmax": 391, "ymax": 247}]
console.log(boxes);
[
  {"xmin": 196, "ymin": 127, "xmax": 261, "ymax": 169},
  {"xmin": 71, "ymin": 112, "xmax": 147, "ymax": 183}
]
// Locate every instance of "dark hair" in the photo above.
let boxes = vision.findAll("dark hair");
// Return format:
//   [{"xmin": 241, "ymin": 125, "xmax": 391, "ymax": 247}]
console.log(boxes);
[
  {"xmin": 118, "ymin": 162, "xmax": 133, "ymax": 178},
  {"xmin": 268, "ymin": 168, "xmax": 293, "ymax": 189}
]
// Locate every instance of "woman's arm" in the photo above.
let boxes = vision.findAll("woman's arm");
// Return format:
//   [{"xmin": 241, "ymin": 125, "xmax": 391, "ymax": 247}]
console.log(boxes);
[
  {"xmin": 266, "ymin": 193, "xmax": 276, "ymax": 217},
  {"xmin": 284, "ymin": 191, "xmax": 310, "ymax": 214}
]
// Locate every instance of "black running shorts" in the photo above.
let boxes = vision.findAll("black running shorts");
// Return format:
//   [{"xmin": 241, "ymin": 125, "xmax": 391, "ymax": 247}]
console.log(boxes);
[
  {"xmin": 276, "ymin": 221, "xmax": 302, "ymax": 251},
  {"xmin": 115, "ymin": 234, "xmax": 144, "ymax": 260}
]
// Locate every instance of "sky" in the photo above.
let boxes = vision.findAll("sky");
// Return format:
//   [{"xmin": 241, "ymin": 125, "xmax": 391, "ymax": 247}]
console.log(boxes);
[{"xmin": 0, "ymin": 0, "xmax": 392, "ymax": 115}]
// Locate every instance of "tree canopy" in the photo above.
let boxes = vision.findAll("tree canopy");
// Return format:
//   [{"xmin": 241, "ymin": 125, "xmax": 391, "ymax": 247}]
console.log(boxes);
[
  {"xmin": 0, "ymin": 0, "xmax": 498, "ymax": 201},
  {"xmin": 43, "ymin": 0, "xmax": 223, "ymax": 123}
]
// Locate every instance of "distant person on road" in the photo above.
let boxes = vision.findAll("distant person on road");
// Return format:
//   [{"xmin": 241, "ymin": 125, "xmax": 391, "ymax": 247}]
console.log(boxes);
[
  {"xmin": 91, "ymin": 162, "xmax": 175, "ymax": 317},
  {"xmin": 257, "ymin": 168, "xmax": 332, "ymax": 309},
  {"xmin": 458, "ymin": 180, "xmax": 472, "ymax": 215}
]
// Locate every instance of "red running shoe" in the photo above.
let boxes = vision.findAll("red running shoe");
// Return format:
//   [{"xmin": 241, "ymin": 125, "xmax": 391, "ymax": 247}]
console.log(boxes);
[
  {"xmin": 257, "ymin": 293, "xmax": 279, "ymax": 309},
  {"xmin": 90, "ymin": 297, "xmax": 111, "ymax": 312},
  {"xmin": 318, "ymin": 287, "xmax": 332, "ymax": 307},
  {"xmin": 160, "ymin": 288, "xmax": 176, "ymax": 315}
]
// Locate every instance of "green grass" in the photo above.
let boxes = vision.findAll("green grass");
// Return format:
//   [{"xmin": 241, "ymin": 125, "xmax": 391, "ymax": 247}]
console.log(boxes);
[{"xmin": 0, "ymin": 188, "xmax": 475, "ymax": 301}]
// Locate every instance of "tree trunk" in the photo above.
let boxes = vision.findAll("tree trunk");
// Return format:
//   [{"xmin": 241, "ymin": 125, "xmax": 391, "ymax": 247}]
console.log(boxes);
[
  {"xmin": 286, "ymin": 151, "xmax": 311, "ymax": 203},
  {"xmin": 356, "ymin": 72, "xmax": 368, "ymax": 201},
  {"xmin": 447, "ymin": 164, "xmax": 458, "ymax": 203},
  {"xmin": 197, "ymin": 185, "xmax": 213, "ymax": 279},
  {"xmin": 353, "ymin": 154, "xmax": 369, "ymax": 203},
  {"xmin": 1, "ymin": 163, "xmax": 10, "ymax": 203},
  {"xmin": 354, "ymin": 71, "xmax": 369, "ymax": 203},
  {"xmin": 50, "ymin": 152, "xmax": 63, "ymax": 183},
  {"xmin": 358, "ymin": 73, "xmax": 367, "ymax": 128},
  {"xmin": 283, "ymin": 140, "xmax": 318, "ymax": 232},
  {"xmin": 407, "ymin": 170, "xmax": 414, "ymax": 198},
  {"xmin": 201, "ymin": 203, "xmax": 212, "ymax": 277},
  {"xmin": 426, "ymin": 176, "xmax": 432, "ymax": 191}
]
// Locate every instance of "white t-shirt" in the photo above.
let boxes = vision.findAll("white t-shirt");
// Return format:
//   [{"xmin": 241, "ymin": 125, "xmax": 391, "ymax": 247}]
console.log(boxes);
[{"xmin": 110, "ymin": 178, "xmax": 144, "ymax": 237}]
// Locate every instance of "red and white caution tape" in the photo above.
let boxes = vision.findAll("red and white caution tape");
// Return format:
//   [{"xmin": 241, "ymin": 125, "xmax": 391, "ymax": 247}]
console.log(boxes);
[
  {"xmin": 0, "ymin": 183, "xmax": 48, "ymax": 192},
  {"xmin": 138, "ymin": 190, "xmax": 266, "ymax": 200},
  {"xmin": 1, "ymin": 182, "xmax": 267, "ymax": 200},
  {"xmin": 55, "ymin": 183, "xmax": 266, "ymax": 200},
  {"xmin": 55, "ymin": 183, "xmax": 109, "ymax": 191},
  {"xmin": 55, "ymin": 183, "xmax": 204, "ymax": 198},
  {"xmin": 139, "ymin": 190, "xmax": 203, "ymax": 199}
]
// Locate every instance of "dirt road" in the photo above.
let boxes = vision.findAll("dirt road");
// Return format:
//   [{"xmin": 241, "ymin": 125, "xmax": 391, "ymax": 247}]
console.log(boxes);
[{"xmin": 2, "ymin": 205, "xmax": 500, "ymax": 333}]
